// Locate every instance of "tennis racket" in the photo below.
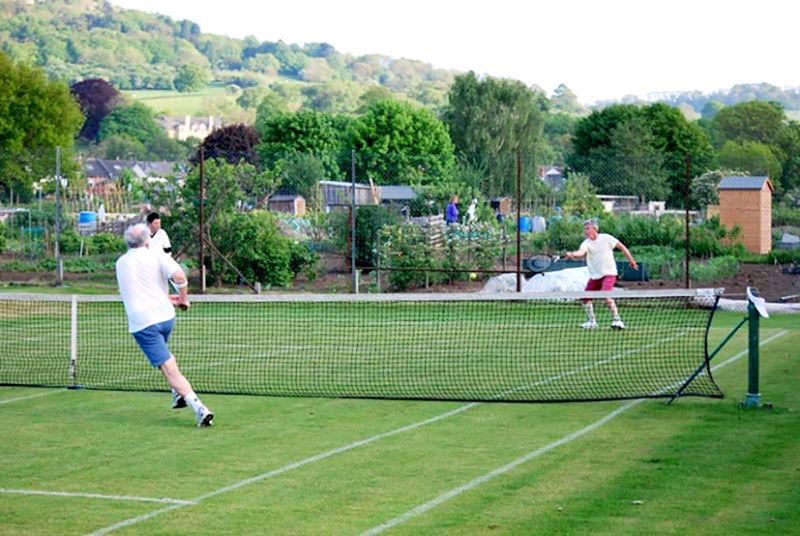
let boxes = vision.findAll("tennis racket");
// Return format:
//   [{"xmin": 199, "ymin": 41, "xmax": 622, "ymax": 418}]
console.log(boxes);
[{"xmin": 524, "ymin": 254, "xmax": 561, "ymax": 275}]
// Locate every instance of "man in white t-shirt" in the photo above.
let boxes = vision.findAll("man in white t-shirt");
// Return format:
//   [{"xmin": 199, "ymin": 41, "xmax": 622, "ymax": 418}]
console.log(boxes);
[
  {"xmin": 565, "ymin": 218, "xmax": 638, "ymax": 330},
  {"xmin": 146, "ymin": 212, "xmax": 172, "ymax": 256},
  {"xmin": 116, "ymin": 223, "xmax": 213, "ymax": 427}
]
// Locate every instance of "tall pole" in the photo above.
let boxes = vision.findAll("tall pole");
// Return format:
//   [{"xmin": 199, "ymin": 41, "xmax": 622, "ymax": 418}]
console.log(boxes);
[
  {"xmin": 54, "ymin": 146, "xmax": 63, "ymax": 286},
  {"xmin": 516, "ymin": 148, "xmax": 522, "ymax": 293},
  {"xmin": 199, "ymin": 146, "xmax": 206, "ymax": 293},
  {"xmin": 684, "ymin": 154, "xmax": 692, "ymax": 289},
  {"xmin": 351, "ymin": 150, "xmax": 358, "ymax": 294}
]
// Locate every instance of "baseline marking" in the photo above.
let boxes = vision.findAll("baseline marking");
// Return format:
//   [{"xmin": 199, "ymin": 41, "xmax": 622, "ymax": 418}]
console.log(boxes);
[
  {"xmin": 0, "ymin": 390, "xmax": 64, "ymax": 406},
  {"xmin": 0, "ymin": 487, "xmax": 194, "ymax": 505},
  {"xmin": 360, "ymin": 330, "xmax": 789, "ymax": 535}
]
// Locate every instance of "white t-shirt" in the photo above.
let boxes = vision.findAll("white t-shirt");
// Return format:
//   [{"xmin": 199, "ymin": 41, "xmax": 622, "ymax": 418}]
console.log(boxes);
[
  {"xmin": 150, "ymin": 228, "xmax": 172, "ymax": 255},
  {"xmin": 577, "ymin": 233, "xmax": 619, "ymax": 279},
  {"xmin": 116, "ymin": 246, "xmax": 182, "ymax": 333}
]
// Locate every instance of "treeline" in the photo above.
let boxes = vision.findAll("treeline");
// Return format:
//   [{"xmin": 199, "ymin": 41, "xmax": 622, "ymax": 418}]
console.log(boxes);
[{"xmin": 0, "ymin": 0, "xmax": 457, "ymax": 109}]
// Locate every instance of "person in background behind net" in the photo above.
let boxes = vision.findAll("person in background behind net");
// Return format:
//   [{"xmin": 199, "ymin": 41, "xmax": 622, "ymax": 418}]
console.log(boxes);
[
  {"xmin": 565, "ymin": 218, "xmax": 638, "ymax": 330},
  {"xmin": 146, "ymin": 211, "xmax": 172, "ymax": 256},
  {"xmin": 445, "ymin": 194, "xmax": 459, "ymax": 225},
  {"xmin": 116, "ymin": 223, "xmax": 214, "ymax": 427}
]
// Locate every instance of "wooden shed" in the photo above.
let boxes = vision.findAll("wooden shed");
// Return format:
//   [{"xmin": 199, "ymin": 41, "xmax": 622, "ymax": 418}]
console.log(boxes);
[
  {"xmin": 267, "ymin": 194, "xmax": 306, "ymax": 216},
  {"xmin": 718, "ymin": 176, "xmax": 773, "ymax": 254}
]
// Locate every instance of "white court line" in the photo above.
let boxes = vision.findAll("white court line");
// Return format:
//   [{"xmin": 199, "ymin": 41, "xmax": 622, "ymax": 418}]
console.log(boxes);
[
  {"xmin": 0, "ymin": 389, "xmax": 64, "ymax": 406},
  {"xmin": 360, "ymin": 330, "xmax": 790, "ymax": 535},
  {"xmin": 85, "ymin": 330, "xmax": 695, "ymax": 535},
  {"xmin": 0, "ymin": 488, "xmax": 194, "ymax": 505}
]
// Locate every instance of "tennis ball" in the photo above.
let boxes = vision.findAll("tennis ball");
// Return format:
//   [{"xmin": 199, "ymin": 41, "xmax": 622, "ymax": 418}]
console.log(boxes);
[{"xmin": 469, "ymin": 272, "xmax": 477, "ymax": 280}]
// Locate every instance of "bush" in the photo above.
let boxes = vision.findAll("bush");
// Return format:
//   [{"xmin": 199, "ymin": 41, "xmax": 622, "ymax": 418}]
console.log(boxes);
[
  {"xmin": 379, "ymin": 223, "xmax": 438, "ymax": 291},
  {"xmin": 288, "ymin": 240, "xmax": 320, "ymax": 280},
  {"xmin": 213, "ymin": 211, "xmax": 293, "ymax": 288},
  {"xmin": 329, "ymin": 206, "xmax": 401, "ymax": 269},
  {"xmin": 86, "ymin": 232, "xmax": 127, "ymax": 255},
  {"xmin": 773, "ymin": 207, "xmax": 800, "ymax": 227},
  {"xmin": 59, "ymin": 229, "xmax": 82, "ymax": 254},
  {"xmin": 0, "ymin": 223, "xmax": 5, "ymax": 253}
]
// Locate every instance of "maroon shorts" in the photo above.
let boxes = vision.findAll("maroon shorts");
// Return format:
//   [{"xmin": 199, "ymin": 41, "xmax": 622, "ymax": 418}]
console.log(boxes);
[{"xmin": 585, "ymin": 275, "xmax": 617, "ymax": 291}]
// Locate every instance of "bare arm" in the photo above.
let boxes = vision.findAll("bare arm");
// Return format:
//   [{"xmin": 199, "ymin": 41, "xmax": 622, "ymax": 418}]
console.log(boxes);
[
  {"xmin": 169, "ymin": 269, "xmax": 190, "ymax": 310},
  {"xmin": 615, "ymin": 242, "xmax": 638, "ymax": 270},
  {"xmin": 565, "ymin": 245, "xmax": 588, "ymax": 260}
]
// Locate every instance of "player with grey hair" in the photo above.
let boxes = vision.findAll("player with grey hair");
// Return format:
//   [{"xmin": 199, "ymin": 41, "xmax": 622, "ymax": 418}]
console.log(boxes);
[
  {"xmin": 116, "ymin": 223, "xmax": 214, "ymax": 426},
  {"xmin": 565, "ymin": 218, "xmax": 638, "ymax": 329}
]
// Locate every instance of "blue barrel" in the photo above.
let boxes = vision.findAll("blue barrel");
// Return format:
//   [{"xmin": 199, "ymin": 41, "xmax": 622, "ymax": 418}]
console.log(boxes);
[
  {"xmin": 518, "ymin": 216, "xmax": 531, "ymax": 233},
  {"xmin": 79, "ymin": 211, "xmax": 97, "ymax": 224}
]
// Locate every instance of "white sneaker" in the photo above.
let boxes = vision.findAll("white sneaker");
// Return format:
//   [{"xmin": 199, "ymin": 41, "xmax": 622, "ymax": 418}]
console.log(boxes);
[
  {"xmin": 611, "ymin": 318, "xmax": 626, "ymax": 330},
  {"xmin": 196, "ymin": 406, "xmax": 214, "ymax": 427},
  {"xmin": 171, "ymin": 391, "xmax": 186, "ymax": 410},
  {"xmin": 581, "ymin": 319, "xmax": 598, "ymax": 329}
]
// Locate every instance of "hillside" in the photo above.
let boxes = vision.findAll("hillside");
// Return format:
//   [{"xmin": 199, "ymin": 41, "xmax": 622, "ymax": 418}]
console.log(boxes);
[
  {"xmin": 2, "ymin": 0, "xmax": 800, "ymax": 117},
  {"xmin": 0, "ymin": 0, "xmax": 458, "ymax": 112}
]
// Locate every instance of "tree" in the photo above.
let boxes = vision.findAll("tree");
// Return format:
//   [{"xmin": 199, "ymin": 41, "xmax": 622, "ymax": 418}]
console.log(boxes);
[
  {"xmin": 560, "ymin": 174, "xmax": 604, "ymax": 217},
  {"xmin": 550, "ymin": 83, "xmax": 585, "ymax": 114},
  {"xmin": 569, "ymin": 103, "xmax": 713, "ymax": 206},
  {"xmin": 256, "ymin": 110, "xmax": 348, "ymax": 180},
  {"xmin": 690, "ymin": 169, "xmax": 746, "ymax": 209},
  {"xmin": 0, "ymin": 52, "xmax": 84, "ymax": 201},
  {"xmin": 709, "ymin": 100, "xmax": 785, "ymax": 148},
  {"xmin": 98, "ymin": 102, "xmax": 162, "ymax": 145},
  {"xmin": 194, "ymin": 123, "xmax": 261, "ymax": 167},
  {"xmin": 717, "ymin": 141, "xmax": 782, "ymax": 189},
  {"xmin": 173, "ymin": 64, "xmax": 209, "ymax": 93},
  {"xmin": 70, "ymin": 78, "xmax": 121, "ymax": 142},
  {"xmin": 349, "ymin": 100, "xmax": 456, "ymax": 185}
]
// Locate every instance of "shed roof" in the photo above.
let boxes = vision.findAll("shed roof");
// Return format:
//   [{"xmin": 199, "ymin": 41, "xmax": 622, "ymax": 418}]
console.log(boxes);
[
  {"xmin": 719, "ymin": 176, "xmax": 772, "ymax": 191},
  {"xmin": 269, "ymin": 194, "xmax": 303, "ymax": 202},
  {"xmin": 379, "ymin": 185, "xmax": 417, "ymax": 201}
]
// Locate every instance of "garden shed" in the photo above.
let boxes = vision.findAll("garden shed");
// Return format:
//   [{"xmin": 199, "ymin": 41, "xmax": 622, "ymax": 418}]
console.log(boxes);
[
  {"xmin": 718, "ymin": 176, "xmax": 773, "ymax": 254},
  {"xmin": 267, "ymin": 194, "xmax": 306, "ymax": 216}
]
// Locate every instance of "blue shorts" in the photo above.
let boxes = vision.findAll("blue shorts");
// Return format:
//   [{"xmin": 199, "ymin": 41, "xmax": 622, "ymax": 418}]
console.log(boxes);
[{"xmin": 132, "ymin": 318, "xmax": 176, "ymax": 367}]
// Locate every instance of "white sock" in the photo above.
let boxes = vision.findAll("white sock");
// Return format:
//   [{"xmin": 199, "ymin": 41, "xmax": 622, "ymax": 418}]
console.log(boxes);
[
  {"xmin": 184, "ymin": 391, "xmax": 204, "ymax": 412},
  {"xmin": 584, "ymin": 303, "xmax": 595, "ymax": 321}
]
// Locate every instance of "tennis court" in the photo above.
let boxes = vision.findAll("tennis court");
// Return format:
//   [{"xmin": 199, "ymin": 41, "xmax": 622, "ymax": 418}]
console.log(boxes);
[{"xmin": 1, "ymin": 295, "xmax": 798, "ymax": 535}]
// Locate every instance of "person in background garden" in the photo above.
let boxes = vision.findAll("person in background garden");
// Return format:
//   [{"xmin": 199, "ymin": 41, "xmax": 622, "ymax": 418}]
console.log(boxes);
[
  {"xmin": 445, "ymin": 194, "xmax": 459, "ymax": 225},
  {"xmin": 146, "ymin": 211, "xmax": 172, "ymax": 256}
]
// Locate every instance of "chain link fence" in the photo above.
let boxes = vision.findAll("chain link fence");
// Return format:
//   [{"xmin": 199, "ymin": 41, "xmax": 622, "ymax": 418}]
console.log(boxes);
[{"xmin": 1, "ymin": 146, "xmax": 797, "ymax": 292}]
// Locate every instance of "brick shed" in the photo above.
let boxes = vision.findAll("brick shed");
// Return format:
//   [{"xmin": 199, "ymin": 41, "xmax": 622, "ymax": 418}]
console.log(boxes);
[{"xmin": 718, "ymin": 176, "xmax": 773, "ymax": 254}]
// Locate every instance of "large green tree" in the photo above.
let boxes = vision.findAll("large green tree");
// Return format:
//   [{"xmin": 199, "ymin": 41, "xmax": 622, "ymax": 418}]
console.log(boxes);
[
  {"xmin": 173, "ymin": 64, "xmax": 209, "ymax": 93},
  {"xmin": 442, "ymin": 72, "xmax": 547, "ymax": 196},
  {"xmin": 349, "ymin": 100, "xmax": 455, "ymax": 185},
  {"xmin": 569, "ymin": 103, "xmax": 713, "ymax": 206},
  {"xmin": 98, "ymin": 102, "xmax": 162, "ymax": 145},
  {"xmin": 0, "ymin": 52, "xmax": 84, "ymax": 201},
  {"xmin": 709, "ymin": 100, "xmax": 785, "ymax": 148},
  {"xmin": 717, "ymin": 141, "xmax": 782, "ymax": 185}
]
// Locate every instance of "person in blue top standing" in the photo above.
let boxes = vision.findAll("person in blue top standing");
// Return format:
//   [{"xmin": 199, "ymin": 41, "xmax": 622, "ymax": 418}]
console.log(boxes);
[{"xmin": 445, "ymin": 194, "xmax": 459, "ymax": 225}]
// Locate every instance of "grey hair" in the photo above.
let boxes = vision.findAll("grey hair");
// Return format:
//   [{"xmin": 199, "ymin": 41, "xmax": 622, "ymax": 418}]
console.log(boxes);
[
  {"xmin": 124, "ymin": 223, "xmax": 150, "ymax": 249},
  {"xmin": 583, "ymin": 218, "xmax": 599, "ymax": 230}
]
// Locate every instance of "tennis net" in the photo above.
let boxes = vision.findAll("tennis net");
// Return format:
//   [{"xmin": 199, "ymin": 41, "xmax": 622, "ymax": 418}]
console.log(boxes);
[{"xmin": 0, "ymin": 289, "xmax": 723, "ymax": 402}]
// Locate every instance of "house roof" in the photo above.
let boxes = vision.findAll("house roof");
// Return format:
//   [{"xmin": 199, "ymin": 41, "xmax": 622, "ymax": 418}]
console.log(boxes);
[
  {"xmin": 379, "ymin": 185, "xmax": 417, "ymax": 201},
  {"xmin": 82, "ymin": 159, "xmax": 185, "ymax": 180},
  {"xmin": 719, "ymin": 176, "xmax": 772, "ymax": 191}
]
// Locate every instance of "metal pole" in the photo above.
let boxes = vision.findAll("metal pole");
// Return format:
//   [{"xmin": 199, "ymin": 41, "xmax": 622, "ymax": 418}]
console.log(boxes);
[
  {"xmin": 516, "ymin": 148, "xmax": 522, "ymax": 292},
  {"xmin": 199, "ymin": 146, "xmax": 206, "ymax": 293},
  {"xmin": 744, "ymin": 298, "xmax": 761, "ymax": 408},
  {"xmin": 684, "ymin": 154, "xmax": 691, "ymax": 289},
  {"xmin": 55, "ymin": 146, "xmax": 63, "ymax": 286},
  {"xmin": 351, "ymin": 150, "xmax": 358, "ymax": 294}
]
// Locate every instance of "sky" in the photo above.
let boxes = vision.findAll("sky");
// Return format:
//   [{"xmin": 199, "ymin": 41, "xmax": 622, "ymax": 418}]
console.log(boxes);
[{"xmin": 110, "ymin": 0, "xmax": 798, "ymax": 104}]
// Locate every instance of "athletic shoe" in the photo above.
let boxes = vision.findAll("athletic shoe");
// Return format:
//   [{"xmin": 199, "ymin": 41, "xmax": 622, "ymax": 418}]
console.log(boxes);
[
  {"xmin": 581, "ymin": 319, "xmax": 598, "ymax": 329},
  {"xmin": 171, "ymin": 391, "xmax": 187, "ymax": 410},
  {"xmin": 611, "ymin": 318, "xmax": 626, "ymax": 330},
  {"xmin": 196, "ymin": 406, "xmax": 214, "ymax": 427}
]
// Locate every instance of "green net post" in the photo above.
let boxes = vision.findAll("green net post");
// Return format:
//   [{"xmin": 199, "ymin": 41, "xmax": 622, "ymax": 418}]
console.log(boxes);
[{"xmin": 743, "ymin": 289, "xmax": 763, "ymax": 408}]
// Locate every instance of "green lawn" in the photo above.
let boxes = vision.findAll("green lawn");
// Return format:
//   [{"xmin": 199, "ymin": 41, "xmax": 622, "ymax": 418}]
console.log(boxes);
[
  {"xmin": 0, "ymin": 303, "xmax": 798, "ymax": 534},
  {"xmin": 123, "ymin": 86, "xmax": 236, "ymax": 116}
]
